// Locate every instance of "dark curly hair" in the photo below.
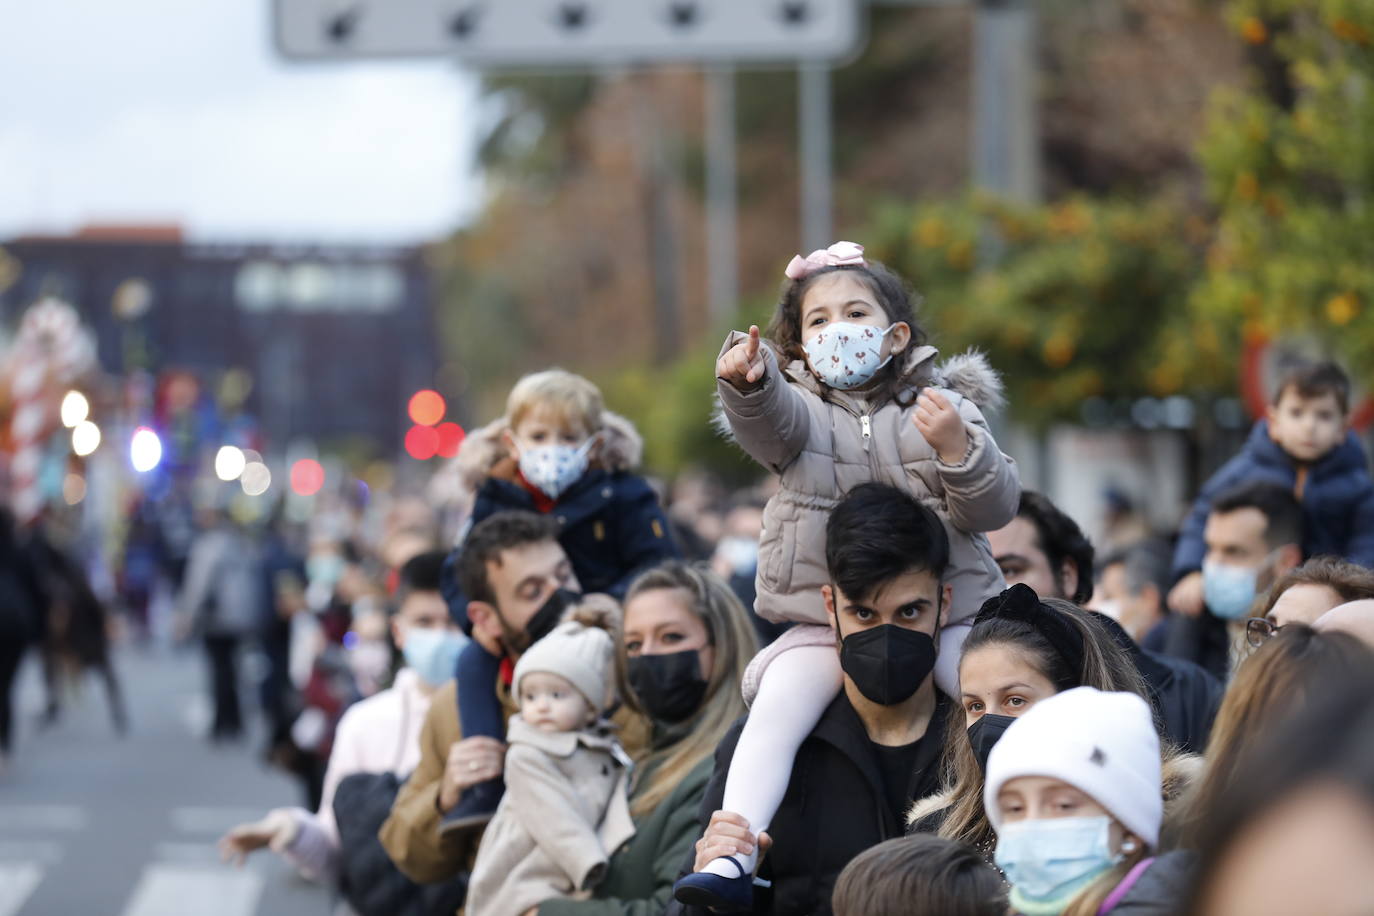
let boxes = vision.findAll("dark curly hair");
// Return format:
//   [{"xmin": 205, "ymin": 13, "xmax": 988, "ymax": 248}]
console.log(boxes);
[{"xmin": 764, "ymin": 259, "xmax": 928, "ymax": 402}]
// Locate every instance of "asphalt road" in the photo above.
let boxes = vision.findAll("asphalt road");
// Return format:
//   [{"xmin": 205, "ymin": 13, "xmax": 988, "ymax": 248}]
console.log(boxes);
[{"xmin": 0, "ymin": 642, "xmax": 335, "ymax": 916}]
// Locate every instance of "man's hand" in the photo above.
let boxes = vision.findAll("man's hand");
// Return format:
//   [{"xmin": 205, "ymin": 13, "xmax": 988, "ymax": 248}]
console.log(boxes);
[
  {"xmin": 717, "ymin": 326, "xmax": 767, "ymax": 392},
  {"xmin": 691, "ymin": 810, "xmax": 773, "ymax": 873},
  {"xmin": 439, "ymin": 736, "xmax": 507, "ymax": 811},
  {"xmin": 218, "ymin": 809, "xmax": 297, "ymax": 866},
  {"xmin": 1168, "ymin": 570, "xmax": 1205, "ymax": 618},
  {"xmin": 914, "ymin": 390, "xmax": 970, "ymax": 465}
]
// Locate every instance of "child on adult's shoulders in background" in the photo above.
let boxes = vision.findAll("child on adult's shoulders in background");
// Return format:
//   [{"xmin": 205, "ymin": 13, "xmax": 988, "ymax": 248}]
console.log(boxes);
[
  {"xmin": 465, "ymin": 619, "xmax": 635, "ymax": 916},
  {"xmin": 1169, "ymin": 361, "xmax": 1374, "ymax": 617},
  {"xmin": 441, "ymin": 370, "xmax": 679, "ymax": 827}
]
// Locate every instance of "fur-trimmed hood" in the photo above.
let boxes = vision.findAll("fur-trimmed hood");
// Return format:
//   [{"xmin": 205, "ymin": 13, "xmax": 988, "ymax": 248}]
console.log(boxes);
[{"xmin": 451, "ymin": 411, "xmax": 644, "ymax": 493}]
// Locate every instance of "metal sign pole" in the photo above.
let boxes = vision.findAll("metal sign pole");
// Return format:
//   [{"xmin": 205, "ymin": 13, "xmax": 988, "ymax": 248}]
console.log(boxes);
[
  {"xmin": 798, "ymin": 60, "xmax": 834, "ymax": 252},
  {"xmin": 704, "ymin": 65, "xmax": 739, "ymax": 326}
]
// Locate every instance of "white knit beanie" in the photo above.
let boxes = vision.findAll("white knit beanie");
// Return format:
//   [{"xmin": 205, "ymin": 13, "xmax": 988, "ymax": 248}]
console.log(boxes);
[
  {"xmin": 513, "ymin": 620, "xmax": 615, "ymax": 712},
  {"xmin": 983, "ymin": 687, "xmax": 1163, "ymax": 847}
]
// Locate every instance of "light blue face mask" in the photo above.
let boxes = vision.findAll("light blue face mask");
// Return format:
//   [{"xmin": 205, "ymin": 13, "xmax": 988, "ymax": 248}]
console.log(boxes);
[
  {"xmin": 402, "ymin": 626, "xmax": 469, "ymax": 687},
  {"xmin": 995, "ymin": 816, "xmax": 1121, "ymax": 916},
  {"xmin": 1202, "ymin": 559, "xmax": 1262, "ymax": 620}
]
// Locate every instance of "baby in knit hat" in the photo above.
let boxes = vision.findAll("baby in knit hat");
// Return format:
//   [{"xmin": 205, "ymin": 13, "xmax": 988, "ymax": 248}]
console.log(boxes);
[{"xmin": 466, "ymin": 620, "xmax": 635, "ymax": 916}]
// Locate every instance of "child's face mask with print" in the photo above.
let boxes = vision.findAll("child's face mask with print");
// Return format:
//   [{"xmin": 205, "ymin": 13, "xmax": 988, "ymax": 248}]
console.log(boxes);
[
  {"xmin": 797, "ymin": 273, "xmax": 910, "ymax": 391},
  {"xmin": 506, "ymin": 412, "xmax": 599, "ymax": 499}
]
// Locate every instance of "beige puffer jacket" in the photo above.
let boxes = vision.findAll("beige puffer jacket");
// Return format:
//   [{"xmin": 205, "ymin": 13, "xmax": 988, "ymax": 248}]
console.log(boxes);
[
  {"xmin": 716, "ymin": 329, "xmax": 1020, "ymax": 629},
  {"xmin": 465, "ymin": 716, "xmax": 636, "ymax": 916}
]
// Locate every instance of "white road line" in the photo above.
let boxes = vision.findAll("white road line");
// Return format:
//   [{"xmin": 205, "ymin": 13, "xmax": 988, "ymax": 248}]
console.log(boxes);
[
  {"xmin": 169, "ymin": 807, "xmax": 269, "ymax": 835},
  {"xmin": 119, "ymin": 864, "xmax": 263, "ymax": 916},
  {"xmin": 0, "ymin": 863, "xmax": 44, "ymax": 916},
  {"xmin": 0, "ymin": 805, "xmax": 87, "ymax": 831}
]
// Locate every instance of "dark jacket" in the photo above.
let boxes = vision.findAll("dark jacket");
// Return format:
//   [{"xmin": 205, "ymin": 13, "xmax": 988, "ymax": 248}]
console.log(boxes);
[
  {"xmin": 469, "ymin": 468, "xmax": 675, "ymax": 600},
  {"xmin": 1171, "ymin": 420, "xmax": 1374, "ymax": 581},
  {"xmin": 666, "ymin": 693, "xmax": 949, "ymax": 916},
  {"xmin": 1093, "ymin": 613, "xmax": 1222, "ymax": 753},
  {"xmin": 539, "ymin": 754, "xmax": 715, "ymax": 916},
  {"xmin": 441, "ymin": 415, "xmax": 678, "ymax": 629},
  {"xmin": 1110, "ymin": 850, "xmax": 1197, "ymax": 915}
]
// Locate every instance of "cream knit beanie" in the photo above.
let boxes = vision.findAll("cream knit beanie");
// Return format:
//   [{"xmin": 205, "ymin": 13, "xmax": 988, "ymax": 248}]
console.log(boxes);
[{"xmin": 513, "ymin": 620, "xmax": 615, "ymax": 712}]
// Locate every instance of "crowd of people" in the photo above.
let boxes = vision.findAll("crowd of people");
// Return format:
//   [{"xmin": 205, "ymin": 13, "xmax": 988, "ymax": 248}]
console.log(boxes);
[{"xmin": 9, "ymin": 240, "xmax": 1374, "ymax": 916}]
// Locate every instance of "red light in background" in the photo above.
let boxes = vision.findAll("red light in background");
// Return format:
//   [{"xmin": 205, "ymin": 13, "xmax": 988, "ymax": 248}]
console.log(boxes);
[
  {"xmin": 405, "ymin": 424, "xmax": 440, "ymax": 460},
  {"xmin": 408, "ymin": 389, "xmax": 446, "ymax": 426},
  {"xmin": 436, "ymin": 422, "xmax": 466, "ymax": 458},
  {"xmin": 291, "ymin": 459, "xmax": 326, "ymax": 496}
]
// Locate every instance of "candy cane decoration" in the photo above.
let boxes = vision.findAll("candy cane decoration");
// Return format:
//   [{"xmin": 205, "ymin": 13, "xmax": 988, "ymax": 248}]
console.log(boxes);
[{"xmin": 6, "ymin": 298, "xmax": 96, "ymax": 522}]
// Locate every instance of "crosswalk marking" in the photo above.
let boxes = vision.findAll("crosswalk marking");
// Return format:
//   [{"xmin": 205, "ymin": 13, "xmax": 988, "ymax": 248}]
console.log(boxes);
[
  {"xmin": 0, "ymin": 863, "xmax": 44, "ymax": 916},
  {"xmin": 119, "ymin": 864, "xmax": 264, "ymax": 916}
]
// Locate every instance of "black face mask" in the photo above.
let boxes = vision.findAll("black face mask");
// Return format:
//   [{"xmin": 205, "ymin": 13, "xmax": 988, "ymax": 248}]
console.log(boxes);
[
  {"xmin": 967, "ymin": 713, "xmax": 1016, "ymax": 773},
  {"xmin": 506, "ymin": 587, "xmax": 580, "ymax": 655},
  {"xmin": 838, "ymin": 622, "xmax": 938, "ymax": 706},
  {"xmin": 627, "ymin": 649, "xmax": 708, "ymax": 724}
]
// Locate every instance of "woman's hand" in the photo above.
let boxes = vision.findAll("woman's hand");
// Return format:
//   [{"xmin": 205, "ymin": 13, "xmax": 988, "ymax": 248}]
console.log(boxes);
[
  {"xmin": 692, "ymin": 810, "xmax": 773, "ymax": 873},
  {"xmin": 717, "ymin": 326, "xmax": 768, "ymax": 391},
  {"xmin": 218, "ymin": 809, "xmax": 298, "ymax": 866},
  {"xmin": 914, "ymin": 390, "xmax": 970, "ymax": 465},
  {"xmin": 439, "ymin": 736, "xmax": 508, "ymax": 811}
]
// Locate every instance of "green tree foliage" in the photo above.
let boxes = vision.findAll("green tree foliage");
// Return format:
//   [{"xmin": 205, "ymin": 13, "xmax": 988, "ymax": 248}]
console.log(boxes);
[{"xmin": 1194, "ymin": 0, "xmax": 1374, "ymax": 373}]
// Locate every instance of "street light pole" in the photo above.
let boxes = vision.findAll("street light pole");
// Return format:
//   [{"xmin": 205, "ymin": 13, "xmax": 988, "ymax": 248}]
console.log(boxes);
[
  {"xmin": 705, "ymin": 65, "xmax": 739, "ymax": 326},
  {"xmin": 798, "ymin": 60, "xmax": 834, "ymax": 251}
]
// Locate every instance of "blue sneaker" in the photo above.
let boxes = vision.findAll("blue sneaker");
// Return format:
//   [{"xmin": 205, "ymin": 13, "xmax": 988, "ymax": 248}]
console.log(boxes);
[{"xmin": 672, "ymin": 856, "xmax": 753, "ymax": 912}]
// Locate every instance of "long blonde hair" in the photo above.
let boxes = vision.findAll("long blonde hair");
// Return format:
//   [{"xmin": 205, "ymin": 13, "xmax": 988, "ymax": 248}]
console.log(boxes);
[
  {"xmin": 920, "ymin": 598, "xmax": 1151, "ymax": 851},
  {"xmin": 617, "ymin": 562, "xmax": 757, "ymax": 817}
]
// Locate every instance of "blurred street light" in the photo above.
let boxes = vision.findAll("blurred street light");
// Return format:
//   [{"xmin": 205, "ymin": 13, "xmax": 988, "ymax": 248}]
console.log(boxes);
[
  {"xmin": 241, "ymin": 461, "xmax": 272, "ymax": 496},
  {"xmin": 291, "ymin": 458, "xmax": 325, "ymax": 496},
  {"xmin": 405, "ymin": 424, "xmax": 440, "ymax": 460},
  {"xmin": 61, "ymin": 391, "xmax": 90, "ymax": 428},
  {"xmin": 408, "ymin": 389, "xmax": 446, "ymax": 426},
  {"xmin": 215, "ymin": 445, "xmax": 248, "ymax": 481},
  {"xmin": 130, "ymin": 427, "xmax": 162, "ymax": 472},
  {"xmin": 72, "ymin": 420, "xmax": 101, "ymax": 457}
]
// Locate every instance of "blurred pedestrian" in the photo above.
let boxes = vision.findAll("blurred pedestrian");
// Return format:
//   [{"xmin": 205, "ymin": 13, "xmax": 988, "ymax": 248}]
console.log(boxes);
[
  {"xmin": 1161, "ymin": 483, "xmax": 1303, "ymax": 680},
  {"xmin": 178, "ymin": 508, "xmax": 263, "ymax": 741},
  {"xmin": 0, "ymin": 509, "xmax": 45, "ymax": 768},
  {"xmin": 440, "ymin": 370, "xmax": 678, "ymax": 826},
  {"xmin": 1254, "ymin": 554, "xmax": 1374, "ymax": 632},
  {"xmin": 1168, "ymin": 361, "xmax": 1374, "ymax": 616},
  {"xmin": 679, "ymin": 243, "xmax": 1019, "ymax": 908},
  {"xmin": 219, "ymin": 553, "xmax": 462, "ymax": 891},
  {"xmin": 1184, "ymin": 655, "xmax": 1374, "ymax": 916}
]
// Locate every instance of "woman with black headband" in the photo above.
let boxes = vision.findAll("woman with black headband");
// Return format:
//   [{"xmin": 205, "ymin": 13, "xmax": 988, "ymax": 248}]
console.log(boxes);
[{"xmin": 906, "ymin": 584, "xmax": 1158, "ymax": 854}]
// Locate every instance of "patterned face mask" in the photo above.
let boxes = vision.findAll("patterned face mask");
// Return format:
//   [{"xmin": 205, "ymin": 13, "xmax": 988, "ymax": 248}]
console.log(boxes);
[
  {"xmin": 518, "ymin": 437, "xmax": 596, "ymax": 500},
  {"xmin": 803, "ymin": 321, "xmax": 896, "ymax": 390}
]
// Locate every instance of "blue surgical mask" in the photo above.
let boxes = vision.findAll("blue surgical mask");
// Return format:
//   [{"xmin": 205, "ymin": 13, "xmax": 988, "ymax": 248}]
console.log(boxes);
[
  {"xmin": 995, "ymin": 816, "xmax": 1121, "ymax": 915},
  {"xmin": 1202, "ymin": 559, "xmax": 1261, "ymax": 620},
  {"xmin": 402, "ymin": 626, "xmax": 469, "ymax": 687}
]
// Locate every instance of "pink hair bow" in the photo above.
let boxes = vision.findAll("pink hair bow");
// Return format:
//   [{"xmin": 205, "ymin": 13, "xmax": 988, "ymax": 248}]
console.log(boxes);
[{"xmin": 784, "ymin": 241, "xmax": 866, "ymax": 280}]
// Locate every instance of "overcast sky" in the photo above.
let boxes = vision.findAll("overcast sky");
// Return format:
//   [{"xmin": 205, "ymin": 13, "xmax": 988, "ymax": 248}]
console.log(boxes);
[{"xmin": 1, "ymin": 0, "xmax": 481, "ymax": 244}]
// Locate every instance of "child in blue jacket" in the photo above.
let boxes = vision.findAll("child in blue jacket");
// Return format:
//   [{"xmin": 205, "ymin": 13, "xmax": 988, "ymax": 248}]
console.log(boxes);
[
  {"xmin": 439, "ymin": 370, "xmax": 679, "ymax": 828},
  {"xmin": 1169, "ymin": 361, "xmax": 1374, "ymax": 617}
]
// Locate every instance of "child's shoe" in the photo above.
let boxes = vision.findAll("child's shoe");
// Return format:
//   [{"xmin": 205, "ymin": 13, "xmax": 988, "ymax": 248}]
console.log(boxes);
[
  {"xmin": 672, "ymin": 856, "xmax": 754, "ymax": 912},
  {"xmin": 439, "ymin": 778, "xmax": 503, "ymax": 834}
]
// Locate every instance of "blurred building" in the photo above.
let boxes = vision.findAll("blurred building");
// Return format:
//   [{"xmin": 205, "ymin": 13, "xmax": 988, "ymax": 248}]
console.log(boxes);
[{"xmin": 0, "ymin": 226, "xmax": 440, "ymax": 456}]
